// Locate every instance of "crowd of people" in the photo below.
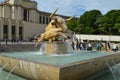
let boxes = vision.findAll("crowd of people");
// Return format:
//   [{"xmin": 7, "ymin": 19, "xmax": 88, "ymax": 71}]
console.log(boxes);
[
  {"xmin": 69, "ymin": 38, "xmax": 119, "ymax": 52},
  {"xmin": 0, "ymin": 37, "xmax": 119, "ymax": 52}
]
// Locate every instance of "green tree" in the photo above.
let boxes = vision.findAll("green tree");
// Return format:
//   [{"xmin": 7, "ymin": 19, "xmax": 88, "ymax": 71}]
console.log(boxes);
[
  {"xmin": 113, "ymin": 16, "xmax": 120, "ymax": 35},
  {"xmin": 115, "ymin": 16, "xmax": 120, "ymax": 23},
  {"xmin": 105, "ymin": 10, "xmax": 120, "ymax": 23},
  {"xmin": 67, "ymin": 19, "xmax": 77, "ymax": 32},
  {"xmin": 78, "ymin": 10, "xmax": 102, "ymax": 34},
  {"xmin": 95, "ymin": 16, "xmax": 113, "ymax": 35},
  {"xmin": 67, "ymin": 9, "xmax": 120, "ymax": 35},
  {"xmin": 114, "ymin": 23, "xmax": 120, "ymax": 35}
]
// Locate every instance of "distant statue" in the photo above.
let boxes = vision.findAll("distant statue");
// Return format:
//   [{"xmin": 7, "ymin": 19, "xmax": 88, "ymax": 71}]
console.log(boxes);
[{"xmin": 36, "ymin": 8, "xmax": 75, "ymax": 45}]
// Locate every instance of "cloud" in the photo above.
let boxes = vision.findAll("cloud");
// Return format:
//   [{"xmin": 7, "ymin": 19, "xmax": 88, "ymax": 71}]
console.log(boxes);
[
  {"xmin": 36, "ymin": 0, "xmax": 120, "ymax": 17},
  {"xmin": 0, "ymin": 0, "xmax": 120, "ymax": 17},
  {"xmin": 36, "ymin": 0, "xmax": 86, "ymax": 17},
  {"xmin": 79, "ymin": 0, "xmax": 120, "ymax": 14}
]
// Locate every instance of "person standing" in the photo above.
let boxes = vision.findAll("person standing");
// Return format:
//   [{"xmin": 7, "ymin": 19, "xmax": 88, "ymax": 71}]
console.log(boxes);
[
  {"xmin": 5, "ymin": 39, "xmax": 8, "ymax": 45},
  {"xmin": 96, "ymin": 42, "xmax": 99, "ymax": 51},
  {"xmin": 76, "ymin": 39, "xmax": 79, "ymax": 50},
  {"xmin": 71, "ymin": 41, "xmax": 75, "ymax": 50},
  {"xmin": 107, "ymin": 42, "xmax": 111, "ymax": 50},
  {"xmin": 87, "ymin": 42, "xmax": 92, "ymax": 51},
  {"xmin": 105, "ymin": 42, "xmax": 109, "ymax": 52},
  {"xmin": 112, "ymin": 43, "xmax": 118, "ymax": 52}
]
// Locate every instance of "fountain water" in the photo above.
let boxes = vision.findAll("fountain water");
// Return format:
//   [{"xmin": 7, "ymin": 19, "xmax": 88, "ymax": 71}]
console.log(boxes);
[
  {"xmin": 0, "ymin": 63, "xmax": 9, "ymax": 73},
  {"xmin": 39, "ymin": 41, "xmax": 74, "ymax": 55},
  {"xmin": 105, "ymin": 63, "xmax": 117, "ymax": 80},
  {"xmin": 0, "ymin": 70, "xmax": 27, "ymax": 80},
  {"xmin": 112, "ymin": 61, "xmax": 120, "ymax": 75},
  {"xmin": 5, "ymin": 65, "xmax": 19, "ymax": 80},
  {"xmin": 88, "ymin": 62, "xmax": 120, "ymax": 80}
]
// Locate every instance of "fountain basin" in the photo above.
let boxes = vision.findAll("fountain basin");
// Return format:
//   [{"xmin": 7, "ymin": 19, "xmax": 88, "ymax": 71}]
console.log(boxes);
[
  {"xmin": 45, "ymin": 42, "xmax": 68, "ymax": 54},
  {"xmin": 0, "ymin": 51, "xmax": 120, "ymax": 80}
]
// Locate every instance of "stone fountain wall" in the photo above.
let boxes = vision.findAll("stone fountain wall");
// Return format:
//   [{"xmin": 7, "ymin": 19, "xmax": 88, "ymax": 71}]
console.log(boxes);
[
  {"xmin": 59, "ymin": 53, "xmax": 120, "ymax": 80},
  {"xmin": 45, "ymin": 42, "xmax": 68, "ymax": 54},
  {"xmin": 0, "ymin": 52, "xmax": 120, "ymax": 80},
  {"xmin": 0, "ymin": 56, "xmax": 59, "ymax": 80},
  {"xmin": 0, "ymin": 44, "xmax": 41, "ymax": 52}
]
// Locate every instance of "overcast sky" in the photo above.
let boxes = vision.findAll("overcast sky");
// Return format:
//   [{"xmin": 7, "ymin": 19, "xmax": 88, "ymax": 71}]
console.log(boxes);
[{"xmin": 0, "ymin": 0, "xmax": 120, "ymax": 17}]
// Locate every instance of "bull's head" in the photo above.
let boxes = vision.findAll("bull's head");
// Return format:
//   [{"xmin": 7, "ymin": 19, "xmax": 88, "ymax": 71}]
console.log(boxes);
[{"xmin": 49, "ymin": 8, "xmax": 76, "ymax": 32}]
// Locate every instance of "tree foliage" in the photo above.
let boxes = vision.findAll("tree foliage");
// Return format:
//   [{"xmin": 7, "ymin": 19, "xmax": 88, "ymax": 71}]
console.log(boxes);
[
  {"xmin": 67, "ymin": 9, "xmax": 120, "ymax": 35},
  {"xmin": 67, "ymin": 19, "xmax": 78, "ymax": 32}
]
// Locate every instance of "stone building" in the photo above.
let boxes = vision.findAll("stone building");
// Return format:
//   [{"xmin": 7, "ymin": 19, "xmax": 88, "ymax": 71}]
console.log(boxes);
[{"xmin": 0, "ymin": 0, "xmax": 72, "ymax": 40}]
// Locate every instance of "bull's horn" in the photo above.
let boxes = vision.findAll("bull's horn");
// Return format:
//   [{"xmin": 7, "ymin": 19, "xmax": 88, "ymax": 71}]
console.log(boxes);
[
  {"xmin": 66, "ymin": 14, "xmax": 76, "ymax": 21},
  {"xmin": 50, "ymin": 8, "xmax": 59, "ymax": 19}
]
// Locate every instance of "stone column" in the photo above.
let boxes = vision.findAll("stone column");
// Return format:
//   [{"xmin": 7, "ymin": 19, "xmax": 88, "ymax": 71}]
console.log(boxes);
[
  {"xmin": 8, "ymin": 19, "xmax": 12, "ymax": 40},
  {"xmin": 17, "ymin": 7, "xmax": 22, "ymax": 20},
  {"xmin": 16, "ymin": 20, "xmax": 19, "ymax": 39},
  {"xmin": 0, "ymin": 18, "xmax": 3, "ymax": 40},
  {"xmin": 2, "ymin": 5, "xmax": 5, "ymax": 17},
  {"xmin": 12, "ymin": 6, "xmax": 17, "ymax": 19}
]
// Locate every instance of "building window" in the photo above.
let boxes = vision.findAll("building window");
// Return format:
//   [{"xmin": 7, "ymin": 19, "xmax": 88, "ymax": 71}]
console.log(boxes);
[
  {"xmin": 39, "ymin": 16, "xmax": 42, "ymax": 23},
  {"xmin": 23, "ymin": 9, "xmax": 28, "ymax": 21},
  {"xmin": 28, "ymin": 10, "xmax": 29, "ymax": 21},
  {"xmin": 3, "ymin": 25, "xmax": 8, "ymax": 39},
  {"xmin": 43, "ymin": 16, "xmax": 45, "ymax": 24},
  {"xmin": 19, "ymin": 26, "xmax": 23, "ymax": 40},
  {"xmin": 46, "ymin": 17, "xmax": 48, "ymax": 24},
  {"xmin": 12, "ymin": 26, "xmax": 16, "ymax": 39}
]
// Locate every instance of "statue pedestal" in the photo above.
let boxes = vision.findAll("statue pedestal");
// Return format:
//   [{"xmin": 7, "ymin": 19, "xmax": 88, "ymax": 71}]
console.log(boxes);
[{"xmin": 45, "ymin": 42, "xmax": 68, "ymax": 54}]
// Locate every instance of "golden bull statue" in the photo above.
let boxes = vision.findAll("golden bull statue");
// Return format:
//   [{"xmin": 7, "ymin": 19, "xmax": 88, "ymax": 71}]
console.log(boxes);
[
  {"xmin": 37, "ymin": 28, "xmax": 67, "ymax": 42},
  {"xmin": 36, "ymin": 8, "xmax": 75, "ymax": 45}
]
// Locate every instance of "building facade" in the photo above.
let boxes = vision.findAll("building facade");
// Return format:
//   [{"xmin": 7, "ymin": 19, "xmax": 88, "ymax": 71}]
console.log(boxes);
[{"xmin": 0, "ymin": 0, "xmax": 72, "ymax": 40}]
